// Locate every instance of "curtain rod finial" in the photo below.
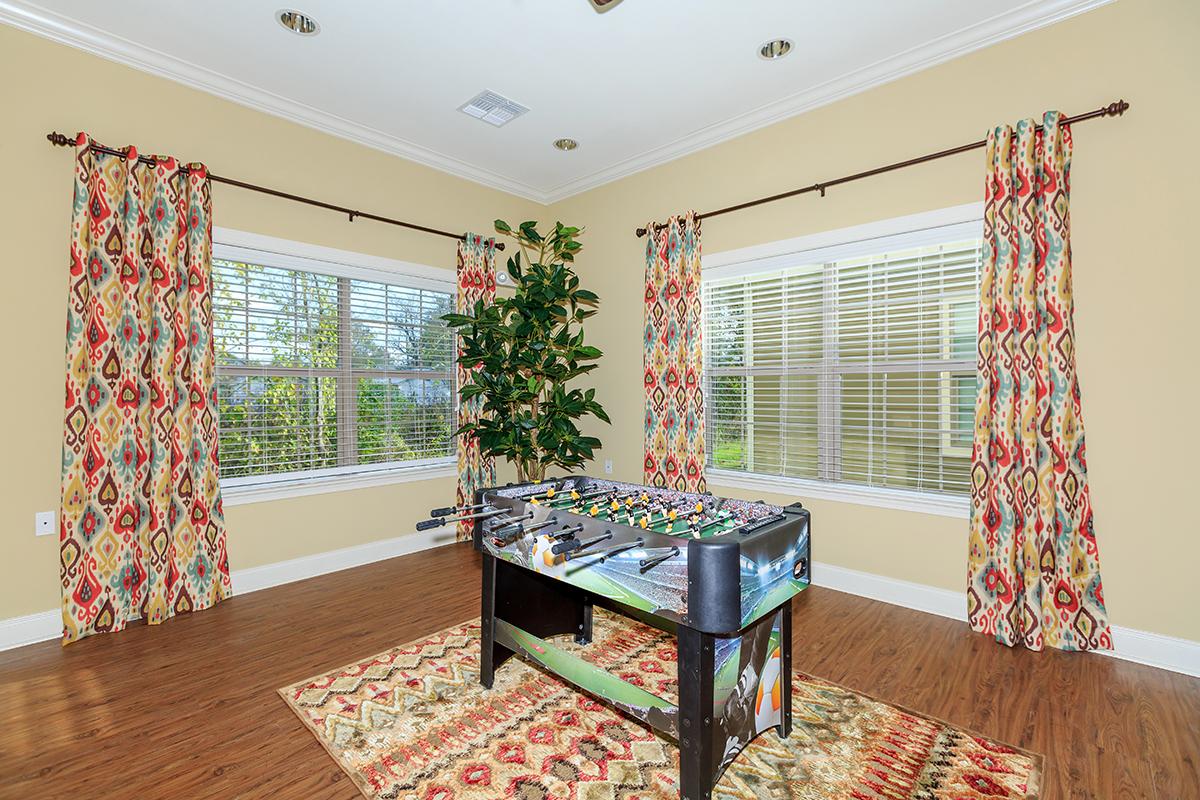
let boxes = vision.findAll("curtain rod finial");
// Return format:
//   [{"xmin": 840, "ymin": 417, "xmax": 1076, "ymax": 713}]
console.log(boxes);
[
  {"xmin": 635, "ymin": 226, "xmax": 648, "ymax": 238},
  {"xmin": 1108, "ymin": 99, "xmax": 1130, "ymax": 117},
  {"xmin": 47, "ymin": 131, "xmax": 74, "ymax": 147}
]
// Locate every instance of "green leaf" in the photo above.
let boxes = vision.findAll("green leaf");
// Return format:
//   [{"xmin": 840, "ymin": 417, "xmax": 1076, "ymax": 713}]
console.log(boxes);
[{"xmin": 439, "ymin": 220, "xmax": 609, "ymax": 476}]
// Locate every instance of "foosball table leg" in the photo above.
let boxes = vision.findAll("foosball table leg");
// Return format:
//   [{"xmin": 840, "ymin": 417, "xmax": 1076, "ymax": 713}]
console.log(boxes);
[
  {"xmin": 779, "ymin": 600, "xmax": 793, "ymax": 740},
  {"xmin": 574, "ymin": 597, "xmax": 593, "ymax": 645},
  {"xmin": 676, "ymin": 625, "xmax": 717, "ymax": 800},
  {"xmin": 480, "ymin": 552, "xmax": 501, "ymax": 689}
]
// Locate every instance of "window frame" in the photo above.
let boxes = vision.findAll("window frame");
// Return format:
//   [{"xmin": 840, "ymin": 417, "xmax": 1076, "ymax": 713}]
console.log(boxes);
[
  {"xmin": 211, "ymin": 228, "xmax": 457, "ymax": 506},
  {"xmin": 701, "ymin": 203, "xmax": 983, "ymax": 519}
]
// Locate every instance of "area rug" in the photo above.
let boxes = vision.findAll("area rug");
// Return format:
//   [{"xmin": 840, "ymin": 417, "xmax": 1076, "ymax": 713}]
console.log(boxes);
[{"xmin": 279, "ymin": 609, "xmax": 1041, "ymax": 799}]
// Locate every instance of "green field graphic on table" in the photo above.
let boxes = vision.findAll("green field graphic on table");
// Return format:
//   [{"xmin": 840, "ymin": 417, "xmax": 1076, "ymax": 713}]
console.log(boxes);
[
  {"xmin": 494, "ymin": 547, "xmax": 685, "ymax": 618},
  {"xmin": 493, "ymin": 619, "xmax": 679, "ymax": 737},
  {"xmin": 742, "ymin": 577, "xmax": 808, "ymax": 625}
]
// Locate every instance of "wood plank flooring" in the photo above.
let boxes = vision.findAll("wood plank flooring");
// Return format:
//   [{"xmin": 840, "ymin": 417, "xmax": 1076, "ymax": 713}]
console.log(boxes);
[{"xmin": 0, "ymin": 542, "xmax": 1196, "ymax": 798}]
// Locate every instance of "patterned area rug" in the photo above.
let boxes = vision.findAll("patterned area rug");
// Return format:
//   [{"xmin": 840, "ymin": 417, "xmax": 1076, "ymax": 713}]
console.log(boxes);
[{"xmin": 279, "ymin": 609, "xmax": 1041, "ymax": 799}]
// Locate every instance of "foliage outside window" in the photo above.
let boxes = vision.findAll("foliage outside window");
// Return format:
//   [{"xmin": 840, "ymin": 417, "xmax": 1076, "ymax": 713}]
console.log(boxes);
[
  {"xmin": 704, "ymin": 238, "xmax": 981, "ymax": 496},
  {"xmin": 212, "ymin": 257, "xmax": 454, "ymax": 483}
]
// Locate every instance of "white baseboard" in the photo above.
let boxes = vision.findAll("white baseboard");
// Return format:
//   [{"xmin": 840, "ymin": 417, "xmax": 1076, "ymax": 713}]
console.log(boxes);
[
  {"xmin": 811, "ymin": 560, "xmax": 1200, "ymax": 678},
  {"xmin": 0, "ymin": 608, "xmax": 62, "ymax": 651},
  {"xmin": 2, "ymin": 540, "xmax": 1196, "ymax": 678},
  {"xmin": 230, "ymin": 527, "xmax": 457, "ymax": 594},
  {"xmin": 0, "ymin": 528, "xmax": 457, "ymax": 652}
]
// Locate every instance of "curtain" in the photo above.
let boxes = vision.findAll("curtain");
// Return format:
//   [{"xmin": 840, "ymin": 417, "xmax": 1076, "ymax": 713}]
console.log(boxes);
[
  {"xmin": 60, "ymin": 134, "xmax": 231, "ymax": 644},
  {"xmin": 966, "ymin": 112, "xmax": 1111, "ymax": 652},
  {"xmin": 454, "ymin": 234, "xmax": 497, "ymax": 540},
  {"xmin": 643, "ymin": 212, "xmax": 706, "ymax": 492}
]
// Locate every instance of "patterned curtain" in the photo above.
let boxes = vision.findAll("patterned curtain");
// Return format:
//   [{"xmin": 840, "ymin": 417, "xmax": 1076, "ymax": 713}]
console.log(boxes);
[
  {"xmin": 60, "ymin": 134, "xmax": 231, "ymax": 644},
  {"xmin": 643, "ymin": 212, "xmax": 705, "ymax": 492},
  {"xmin": 966, "ymin": 112, "xmax": 1110, "ymax": 652},
  {"xmin": 454, "ymin": 234, "xmax": 497, "ymax": 540}
]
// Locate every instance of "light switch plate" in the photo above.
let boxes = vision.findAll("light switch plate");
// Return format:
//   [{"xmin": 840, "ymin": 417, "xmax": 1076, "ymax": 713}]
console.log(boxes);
[
  {"xmin": 604, "ymin": 459, "xmax": 613, "ymax": 474},
  {"xmin": 35, "ymin": 510, "xmax": 55, "ymax": 536}
]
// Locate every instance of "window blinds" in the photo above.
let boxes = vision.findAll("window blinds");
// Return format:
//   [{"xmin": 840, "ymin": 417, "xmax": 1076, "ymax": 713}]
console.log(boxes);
[
  {"xmin": 703, "ymin": 239, "xmax": 981, "ymax": 496},
  {"xmin": 212, "ymin": 258, "xmax": 455, "ymax": 482}
]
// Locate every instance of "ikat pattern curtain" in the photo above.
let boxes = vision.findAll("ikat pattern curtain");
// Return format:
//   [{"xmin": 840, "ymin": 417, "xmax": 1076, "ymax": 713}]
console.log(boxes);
[
  {"xmin": 966, "ymin": 112, "xmax": 1111, "ymax": 652},
  {"xmin": 643, "ymin": 212, "xmax": 705, "ymax": 492},
  {"xmin": 60, "ymin": 134, "xmax": 231, "ymax": 644},
  {"xmin": 454, "ymin": 234, "xmax": 497, "ymax": 540}
]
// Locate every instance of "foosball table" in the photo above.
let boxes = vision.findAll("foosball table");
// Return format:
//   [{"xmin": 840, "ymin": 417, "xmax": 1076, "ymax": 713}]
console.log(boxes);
[{"xmin": 420, "ymin": 476, "xmax": 811, "ymax": 800}]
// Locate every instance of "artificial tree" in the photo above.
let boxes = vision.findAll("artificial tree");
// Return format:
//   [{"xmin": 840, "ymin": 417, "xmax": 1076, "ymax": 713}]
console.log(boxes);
[{"xmin": 443, "ymin": 220, "xmax": 609, "ymax": 483}]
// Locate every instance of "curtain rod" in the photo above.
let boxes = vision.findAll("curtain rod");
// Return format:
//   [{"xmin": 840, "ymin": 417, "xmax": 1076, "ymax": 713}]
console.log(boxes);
[
  {"xmin": 635, "ymin": 99, "xmax": 1130, "ymax": 238},
  {"xmin": 44, "ymin": 131, "xmax": 505, "ymax": 251}
]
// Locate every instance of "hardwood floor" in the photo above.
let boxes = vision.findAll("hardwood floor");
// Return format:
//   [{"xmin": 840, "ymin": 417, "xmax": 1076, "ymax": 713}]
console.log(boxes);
[{"xmin": 1, "ymin": 542, "xmax": 1196, "ymax": 799}]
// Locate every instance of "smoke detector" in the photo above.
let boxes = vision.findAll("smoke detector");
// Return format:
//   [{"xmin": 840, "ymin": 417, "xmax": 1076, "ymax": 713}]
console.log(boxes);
[{"xmin": 458, "ymin": 90, "xmax": 529, "ymax": 127}]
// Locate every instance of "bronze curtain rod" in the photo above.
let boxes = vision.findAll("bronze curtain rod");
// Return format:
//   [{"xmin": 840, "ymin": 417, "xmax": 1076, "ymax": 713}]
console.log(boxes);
[
  {"xmin": 44, "ymin": 131, "xmax": 504, "ymax": 250},
  {"xmin": 635, "ymin": 99, "xmax": 1130, "ymax": 238}
]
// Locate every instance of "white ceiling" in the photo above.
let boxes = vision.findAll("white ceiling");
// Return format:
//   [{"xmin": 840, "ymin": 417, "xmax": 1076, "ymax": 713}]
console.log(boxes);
[{"xmin": 2, "ymin": 0, "xmax": 1108, "ymax": 202}]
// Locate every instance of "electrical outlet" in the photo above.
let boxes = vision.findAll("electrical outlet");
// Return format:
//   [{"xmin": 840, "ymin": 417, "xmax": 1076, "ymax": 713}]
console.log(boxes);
[
  {"xmin": 35, "ymin": 511, "xmax": 55, "ymax": 536},
  {"xmin": 604, "ymin": 459, "xmax": 613, "ymax": 475}
]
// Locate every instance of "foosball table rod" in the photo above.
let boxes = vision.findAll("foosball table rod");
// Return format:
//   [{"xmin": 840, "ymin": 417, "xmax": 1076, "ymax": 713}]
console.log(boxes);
[
  {"xmin": 416, "ymin": 507, "xmax": 506, "ymax": 530},
  {"xmin": 550, "ymin": 523, "xmax": 585, "ymax": 541},
  {"xmin": 489, "ymin": 512, "xmax": 534, "ymax": 533},
  {"xmin": 540, "ymin": 488, "xmax": 610, "ymax": 507},
  {"xmin": 429, "ymin": 501, "xmax": 489, "ymax": 518},
  {"xmin": 593, "ymin": 537, "xmax": 644, "ymax": 563},
  {"xmin": 492, "ymin": 517, "xmax": 558, "ymax": 542},
  {"xmin": 557, "ymin": 532, "xmax": 614, "ymax": 559},
  {"xmin": 638, "ymin": 546, "xmax": 680, "ymax": 572}
]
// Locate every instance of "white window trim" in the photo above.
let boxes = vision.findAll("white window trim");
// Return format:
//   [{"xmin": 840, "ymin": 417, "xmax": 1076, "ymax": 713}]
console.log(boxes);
[
  {"xmin": 707, "ymin": 468, "xmax": 969, "ymax": 519},
  {"xmin": 701, "ymin": 203, "xmax": 983, "ymax": 517},
  {"xmin": 212, "ymin": 228, "xmax": 458, "ymax": 504},
  {"xmin": 221, "ymin": 460, "xmax": 456, "ymax": 506},
  {"xmin": 213, "ymin": 227, "xmax": 455, "ymax": 293},
  {"xmin": 938, "ymin": 295, "xmax": 976, "ymax": 460},
  {"xmin": 703, "ymin": 202, "xmax": 984, "ymax": 278}
]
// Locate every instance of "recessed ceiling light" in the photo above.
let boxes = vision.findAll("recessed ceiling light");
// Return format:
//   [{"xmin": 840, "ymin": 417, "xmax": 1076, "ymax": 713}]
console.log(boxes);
[
  {"xmin": 758, "ymin": 39, "xmax": 793, "ymax": 60},
  {"xmin": 553, "ymin": 138, "xmax": 579, "ymax": 151},
  {"xmin": 277, "ymin": 9, "xmax": 320, "ymax": 36}
]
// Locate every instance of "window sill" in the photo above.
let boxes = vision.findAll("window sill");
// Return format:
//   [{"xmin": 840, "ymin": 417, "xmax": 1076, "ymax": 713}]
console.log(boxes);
[
  {"xmin": 705, "ymin": 469, "xmax": 969, "ymax": 519},
  {"xmin": 221, "ymin": 462, "xmax": 456, "ymax": 507}
]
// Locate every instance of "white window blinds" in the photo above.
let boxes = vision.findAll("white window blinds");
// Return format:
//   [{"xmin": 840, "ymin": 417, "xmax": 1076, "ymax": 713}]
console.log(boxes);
[
  {"xmin": 212, "ymin": 257, "xmax": 455, "ymax": 482},
  {"xmin": 704, "ymin": 238, "xmax": 981, "ymax": 496}
]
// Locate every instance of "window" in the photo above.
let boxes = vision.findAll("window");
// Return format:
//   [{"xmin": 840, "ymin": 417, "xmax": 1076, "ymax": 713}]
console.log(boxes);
[
  {"xmin": 211, "ymin": 237, "xmax": 455, "ymax": 489},
  {"xmin": 703, "ymin": 213, "xmax": 982, "ymax": 499}
]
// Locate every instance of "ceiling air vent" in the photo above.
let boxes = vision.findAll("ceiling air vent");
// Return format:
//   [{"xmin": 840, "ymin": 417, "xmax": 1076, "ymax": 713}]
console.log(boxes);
[{"xmin": 458, "ymin": 90, "xmax": 529, "ymax": 127}]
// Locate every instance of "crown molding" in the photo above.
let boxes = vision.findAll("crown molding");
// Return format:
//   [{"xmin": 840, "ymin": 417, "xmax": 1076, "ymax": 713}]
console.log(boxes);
[
  {"xmin": 1, "ymin": 0, "xmax": 1112, "ymax": 205},
  {"xmin": 538, "ymin": 0, "xmax": 1115, "ymax": 202},
  {"xmin": 0, "ymin": 0, "xmax": 548, "ymax": 202}
]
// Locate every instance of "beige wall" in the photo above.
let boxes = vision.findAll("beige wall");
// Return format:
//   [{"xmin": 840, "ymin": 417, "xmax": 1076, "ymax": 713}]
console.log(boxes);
[
  {"xmin": 555, "ymin": 0, "xmax": 1199, "ymax": 642},
  {"xmin": 0, "ymin": 24, "xmax": 541, "ymax": 620},
  {"xmin": 3, "ymin": 0, "xmax": 1197, "ymax": 644}
]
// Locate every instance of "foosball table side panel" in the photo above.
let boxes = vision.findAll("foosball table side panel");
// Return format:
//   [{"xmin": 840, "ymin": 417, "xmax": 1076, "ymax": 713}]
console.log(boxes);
[
  {"xmin": 735, "ymin": 507, "xmax": 811, "ymax": 628},
  {"xmin": 710, "ymin": 606, "xmax": 790, "ymax": 777},
  {"xmin": 677, "ymin": 604, "xmax": 792, "ymax": 800},
  {"xmin": 479, "ymin": 553, "xmax": 595, "ymax": 687}
]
